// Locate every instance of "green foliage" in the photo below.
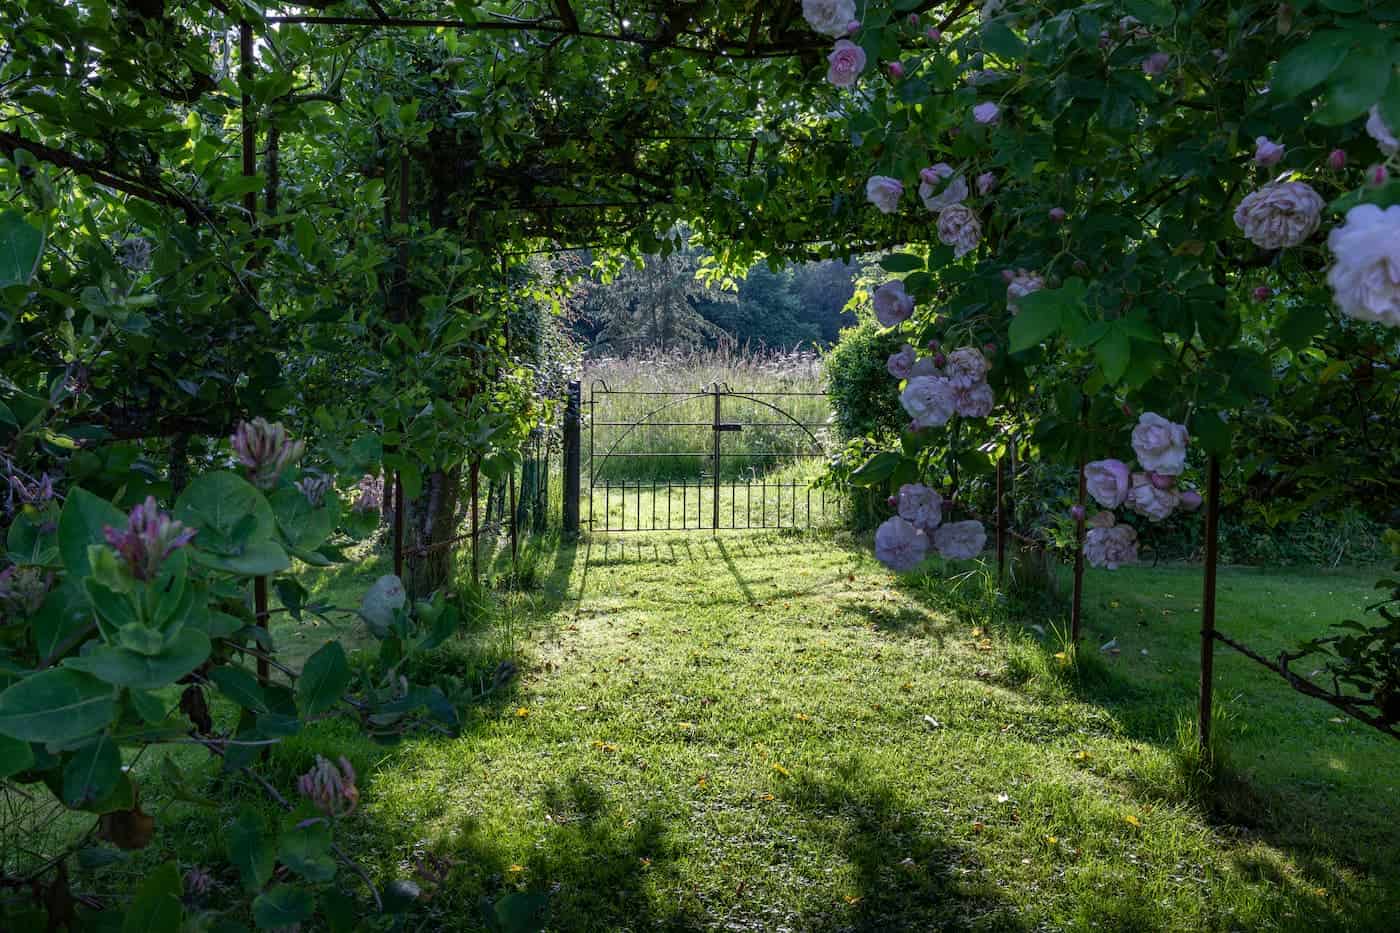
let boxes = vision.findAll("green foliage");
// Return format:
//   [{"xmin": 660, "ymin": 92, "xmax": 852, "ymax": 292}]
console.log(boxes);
[{"xmin": 822, "ymin": 318, "xmax": 906, "ymax": 442}]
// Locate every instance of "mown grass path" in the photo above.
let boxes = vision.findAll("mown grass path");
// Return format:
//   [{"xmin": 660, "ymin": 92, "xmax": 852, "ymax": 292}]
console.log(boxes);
[{"xmin": 364, "ymin": 534, "xmax": 1399, "ymax": 932}]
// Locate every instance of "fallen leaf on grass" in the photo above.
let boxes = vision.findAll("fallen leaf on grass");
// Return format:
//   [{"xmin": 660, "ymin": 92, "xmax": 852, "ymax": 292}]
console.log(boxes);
[
  {"xmin": 515, "ymin": 707, "xmax": 530, "ymax": 718},
  {"xmin": 1124, "ymin": 814, "xmax": 1142, "ymax": 828},
  {"xmin": 771, "ymin": 763, "xmax": 790, "ymax": 777}
]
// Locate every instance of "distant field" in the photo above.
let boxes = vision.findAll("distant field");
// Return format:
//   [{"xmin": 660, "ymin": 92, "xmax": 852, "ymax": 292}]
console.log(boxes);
[{"xmin": 582, "ymin": 348, "xmax": 833, "ymax": 484}]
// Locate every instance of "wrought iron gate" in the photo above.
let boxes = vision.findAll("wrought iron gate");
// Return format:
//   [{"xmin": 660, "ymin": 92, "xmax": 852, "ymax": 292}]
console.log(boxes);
[{"xmin": 585, "ymin": 381, "xmax": 837, "ymax": 533}]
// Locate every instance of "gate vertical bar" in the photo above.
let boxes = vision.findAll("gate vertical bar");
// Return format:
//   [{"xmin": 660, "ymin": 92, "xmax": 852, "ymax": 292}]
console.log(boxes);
[
  {"xmin": 1199, "ymin": 456, "xmax": 1222, "ymax": 760},
  {"xmin": 995, "ymin": 452, "xmax": 1006, "ymax": 581},
  {"xmin": 563, "ymin": 380, "xmax": 581, "ymax": 537},
  {"xmin": 712, "ymin": 385, "xmax": 721, "ymax": 532},
  {"xmin": 1070, "ymin": 456, "xmax": 1087, "ymax": 642}
]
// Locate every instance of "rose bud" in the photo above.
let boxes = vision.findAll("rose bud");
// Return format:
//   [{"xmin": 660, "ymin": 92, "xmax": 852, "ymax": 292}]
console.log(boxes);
[
  {"xmin": 1149, "ymin": 472, "xmax": 1175, "ymax": 491},
  {"xmin": 933, "ymin": 353, "xmax": 947, "ymax": 367},
  {"xmin": 846, "ymin": 20, "xmax": 861, "ymax": 35},
  {"xmin": 1049, "ymin": 207, "xmax": 1067, "ymax": 223},
  {"xmin": 1327, "ymin": 149, "xmax": 1346, "ymax": 171},
  {"xmin": 888, "ymin": 61, "xmax": 905, "ymax": 79},
  {"xmin": 1252, "ymin": 285, "xmax": 1271, "ymax": 301},
  {"xmin": 983, "ymin": 342, "xmax": 996, "ymax": 353},
  {"xmin": 1368, "ymin": 164, "xmax": 1389, "ymax": 187},
  {"xmin": 926, "ymin": 27, "xmax": 942, "ymax": 41},
  {"xmin": 927, "ymin": 339, "xmax": 940, "ymax": 351},
  {"xmin": 907, "ymin": 13, "xmax": 919, "ymax": 27},
  {"xmin": 1070, "ymin": 505, "xmax": 1086, "ymax": 521},
  {"xmin": 887, "ymin": 495, "xmax": 898, "ymax": 508},
  {"xmin": 1001, "ymin": 268, "xmax": 1016, "ymax": 283},
  {"xmin": 1073, "ymin": 259, "xmax": 1089, "ymax": 274},
  {"xmin": 1179, "ymin": 490, "xmax": 1203, "ymax": 512}
]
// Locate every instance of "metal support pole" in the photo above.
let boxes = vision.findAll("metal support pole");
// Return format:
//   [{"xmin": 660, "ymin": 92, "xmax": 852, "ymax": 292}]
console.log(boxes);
[
  {"xmin": 240, "ymin": 20, "xmax": 269, "ymax": 687},
  {"xmin": 392, "ymin": 472, "xmax": 404, "ymax": 579},
  {"xmin": 563, "ymin": 381, "xmax": 581, "ymax": 537},
  {"xmin": 470, "ymin": 460, "xmax": 480, "ymax": 584},
  {"xmin": 1199, "ymin": 456, "xmax": 1222, "ymax": 760},
  {"xmin": 995, "ymin": 452, "xmax": 1006, "ymax": 581},
  {"xmin": 1070, "ymin": 455, "xmax": 1087, "ymax": 643},
  {"xmin": 711, "ymin": 385, "xmax": 722, "ymax": 532}
]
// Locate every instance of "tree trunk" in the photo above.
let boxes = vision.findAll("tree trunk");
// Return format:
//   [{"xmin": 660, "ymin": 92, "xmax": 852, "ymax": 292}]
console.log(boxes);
[{"xmin": 405, "ymin": 466, "xmax": 463, "ymax": 598}]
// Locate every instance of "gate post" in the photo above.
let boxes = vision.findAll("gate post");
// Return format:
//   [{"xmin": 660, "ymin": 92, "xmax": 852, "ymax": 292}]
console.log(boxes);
[
  {"xmin": 712, "ymin": 384, "xmax": 722, "ymax": 531},
  {"xmin": 563, "ymin": 380, "xmax": 581, "ymax": 538},
  {"xmin": 1198, "ymin": 455, "xmax": 1222, "ymax": 761}
]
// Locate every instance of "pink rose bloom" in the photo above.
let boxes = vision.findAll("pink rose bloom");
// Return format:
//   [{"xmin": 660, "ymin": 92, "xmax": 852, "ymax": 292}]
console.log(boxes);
[
  {"xmin": 1367, "ymin": 105, "xmax": 1399, "ymax": 156},
  {"xmin": 1084, "ymin": 459, "xmax": 1131, "ymax": 509},
  {"xmin": 972, "ymin": 102, "xmax": 1001, "ymax": 125},
  {"xmin": 909, "ymin": 356, "xmax": 940, "ymax": 378},
  {"xmin": 936, "ymin": 204, "xmax": 982, "ymax": 257},
  {"xmin": 875, "ymin": 516, "xmax": 929, "ymax": 571},
  {"xmin": 975, "ymin": 171, "xmax": 997, "ymax": 195},
  {"xmin": 1325, "ymin": 204, "xmax": 1400, "ymax": 327},
  {"xmin": 918, "ymin": 164, "xmax": 968, "ymax": 212},
  {"xmin": 1005, "ymin": 269, "xmax": 1044, "ymax": 314},
  {"xmin": 872, "ymin": 280, "xmax": 915, "ymax": 327},
  {"xmin": 803, "ymin": 0, "xmax": 858, "ymax": 38},
  {"xmin": 866, "ymin": 175, "xmax": 904, "ymax": 214},
  {"xmin": 943, "ymin": 347, "xmax": 990, "ymax": 389},
  {"xmin": 1141, "ymin": 52, "xmax": 1170, "ymax": 76},
  {"xmin": 1126, "ymin": 471, "xmax": 1181, "ymax": 522},
  {"xmin": 1131, "ymin": 412, "xmax": 1189, "ymax": 475},
  {"xmin": 897, "ymin": 483, "xmax": 943, "ymax": 531},
  {"xmin": 826, "ymin": 39, "xmax": 867, "ymax": 87},
  {"xmin": 1253, "ymin": 136, "xmax": 1285, "ymax": 166},
  {"xmin": 953, "ymin": 382, "xmax": 995, "ymax": 418},
  {"xmin": 887, "ymin": 343, "xmax": 917, "ymax": 379},
  {"xmin": 933, "ymin": 520, "xmax": 987, "ymax": 560},
  {"xmin": 1179, "ymin": 490, "xmax": 1203, "ymax": 512},
  {"xmin": 900, "ymin": 375, "xmax": 957, "ymax": 428},
  {"xmin": 1084, "ymin": 524, "xmax": 1138, "ymax": 570},
  {"xmin": 1233, "ymin": 182, "xmax": 1324, "ymax": 250}
]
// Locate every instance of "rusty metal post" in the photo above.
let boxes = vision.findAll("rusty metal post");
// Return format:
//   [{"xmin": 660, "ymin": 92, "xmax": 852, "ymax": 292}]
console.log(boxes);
[
  {"xmin": 509, "ymin": 466, "xmax": 518, "ymax": 569},
  {"xmin": 563, "ymin": 381, "xmax": 581, "ymax": 537},
  {"xmin": 239, "ymin": 20, "xmax": 270, "ymax": 687},
  {"xmin": 1070, "ymin": 455, "xmax": 1087, "ymax": 643},
  {"xmin": 470, "ymin": 460, "xmax": 481, "ymax": 584},
  {"xmin": 392, "ymin": 472, "xmax": 404, "ymax": 579},
  {"xmin": 995, "ymin": 452, "xmax": 1006, "ymax": 581},
  {"xmin": 1199, "ymin": 456, "xmax": 1222, "ymax": 760}
]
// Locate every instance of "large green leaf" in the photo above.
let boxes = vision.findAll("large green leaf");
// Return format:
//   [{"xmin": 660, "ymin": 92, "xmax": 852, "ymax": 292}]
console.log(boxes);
[
  {"xmin": 253, "ymin": 884, "xmax": 316, "ymax": 929},
  {"xmin": 278, "ymin": 818, "xmax": 336, "ymax": 882},
  {"xmin": 271, "ymin": 486, "xmax": 338, "ymax": 551},
  {"xmin": 64, "ymin": 629, "xmax": 211, "ymax": 690},
  {"xmin": 0, "ymin": 669, "xmax": 115, "ymax": 743},
  {"xmin": 228, "ymin": 807, "xmax": 274, "ymax": 892},
  {"xmin": 1008, "ymin": 291, "xmax": 1064, "ymax": 353},
  {"xmin": 174, "ymin": 471, "xmax": 276, "ymax": 557},
  {"xmin": 0, "ymin": 733, "xmax": 34, "ymax": 779},
  {"xmin": 297, "ymin": 641, "xmax": 350, "ymax": 716},
  {"xmin": 1270, "ymin": 32, "xmax": 1349, "ymax": 101},
  {"xmin": 31, "ymin": 582, "xmax": 94, "ymax": 663},
  {"xmin": 0, "ymin": 210, "xmax": 44, "ymax": 287},
  {"xmin": 61, "ymin": 734, "xmax": 124, "ymax": 809},
  {"xmin": 849, "ymin": 451, "xmax": 901, "ymax": 488},
  {"xmin": 58, "ymin": 488, "xmax": 126, "ymax": 579},
  {"xmin": 196, "ymin": 538, "xmax": 291, "ymax": 576},
  {"xmin": 208, "ymin": 665, "xmax": 268, "ymax": 713},
  {"xmin": 122, "ymin": 861, "xmax": 184, "ymax": 933}
]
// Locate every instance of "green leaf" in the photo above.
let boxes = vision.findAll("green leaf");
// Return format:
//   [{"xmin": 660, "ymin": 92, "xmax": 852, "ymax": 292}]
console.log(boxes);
[
  {"xmin": 1270, "ymin": 32, "xmax": 1350, "ymax": 100},
  {"xmin": 228, "ymin": 807, "xmax": 274, "ymax": 892},
  {"xmin": 1095, "ymin": 327, "xmax": 1132, "ymax": 385},
  {"xmin": 1008, "ymin": 291, "xmax": 1064, "ymax": 353},
  {"xmin": 210, "ymin": 173, "xmax": 266, "ymax": 202},
  {"xmin": 1277, "ymin": 305, "xmax": 1328, "ymax": 350},
  {"xmin": 0, "ymin": 733, "xmax": 34, "ymax": 779},
  {"xmin": 849, "ymin": 451, "xmax": 902, "ymax": 488},
  {"xmin": 1190, "ymin": 410, "xmax": 1233, "ymax": 457},
  {"xmin": 981, "ymin": 22, "xmax": 1025, "ymax": 59},
  {"xmin": 278, "ymin": 818, "xmax": 336, "ymax": 882},
  {"xmin": 0, "ymin": 210, "xmax": 44, "ymax": 287},
  {"xmin": 31, "ymin": 582, "xmax": 94, "ymax": 663},
  {"xmin": 0, "ymin": 669, "xmax": 115, "ymax": 744},
  {"xmin": 59, "ymin": 488, "xmax": 126, "ymax": 579},
  {"xmin": 253, "ymin": 885, "xmax": 316, "ymax": 929},
  {"xmin": 297, "ymin": 641, "xmax": 350, "ymax": 716},
  {"xmin": 123, "ymin": 861, "xmax": 184, "ymax": 933},
  {"xmin": 879, "ymin": 253, "xmax": 923, "ymax": 273},
  {"xmin": 196, "ymin": 538, "xmax": 291, "ymax": 576},
  {"xmin": 64, "ymin": 629, "xmax": 211, "ymax": 690},
  {"xmin": 174, "ymin": 471, "xmax": 276, "ymax": 555},
  {"xmin": 271, "ymin": 486, "xmax": 337, "ymax": 551},
  {"xmin": 62, "ymin": 734, "xmax": 123, "ymax": 809},
  {"xmin": 490, "ymin": 891, "xmax": 551, "ymax": 933},
  {"xmin": 208, "ymin": 665, "xmax": 268, "ymax": 713},
  {"xmin": 1315, "ymin": 43, "xmax": 1391, "ymax": 124}
]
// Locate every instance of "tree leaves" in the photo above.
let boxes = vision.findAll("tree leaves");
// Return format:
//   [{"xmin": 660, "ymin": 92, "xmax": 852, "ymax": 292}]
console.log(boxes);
[
  {"xmin": 122, "ymin": 861, "xmax": 183, "ymax": 933},
  {"xmin": 175, "ymin": 471, "xmax": 289, "ymax": 575},
  {"xmin": 0, "ymin": 210, "xmax": 44, "ymax": 287},
  {"xmin": 297, "ymin": 641, "xmax": 351, "ymax": 716},
  {"xmin": 0, "ymin": 668, "xmax": 114, "ymax": 744},
  {"xmin": 253, "ymin": 885, "xmax": 316, "ymax": 929},
  {"xmin": 228, "ymin": 807, "xmax": 275, "ymax": 892},
  {"xmin": 64, "ymin": 629, "xmax": 211, "ymax": 690},
  {"xmin": 58, "ymin": 488, "xmax": 126, "ymax": 580}
]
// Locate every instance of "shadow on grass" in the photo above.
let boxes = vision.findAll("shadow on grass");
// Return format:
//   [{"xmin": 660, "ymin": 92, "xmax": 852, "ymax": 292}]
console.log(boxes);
[{"xmin": 776, "ymin": 758, "xmax": 1027, "ymax": 932}]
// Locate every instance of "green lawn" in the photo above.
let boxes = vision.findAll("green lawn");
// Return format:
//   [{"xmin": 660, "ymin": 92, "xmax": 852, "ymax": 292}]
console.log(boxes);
[{"xmin": 109, "ymin": 534, "xmax": 1399, "ymax": 931}]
